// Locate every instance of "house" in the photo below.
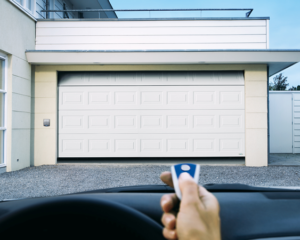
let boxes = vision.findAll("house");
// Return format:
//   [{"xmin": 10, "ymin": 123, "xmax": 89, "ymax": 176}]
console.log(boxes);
[{"xmin": 1, "ymin": 0, "xmax": 300, "ymax": 173}]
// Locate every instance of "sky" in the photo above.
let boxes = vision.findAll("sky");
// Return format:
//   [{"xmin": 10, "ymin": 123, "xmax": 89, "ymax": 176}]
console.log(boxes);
[{"xmin": 109, "ymin": 0, "xmax": 300, "ymax": 88}]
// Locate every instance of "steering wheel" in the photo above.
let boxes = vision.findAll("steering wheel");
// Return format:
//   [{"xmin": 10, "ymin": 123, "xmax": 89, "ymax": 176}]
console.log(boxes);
[{"xmin": 0, "ymin": 195, "xmax": 165, "ymax": 240}]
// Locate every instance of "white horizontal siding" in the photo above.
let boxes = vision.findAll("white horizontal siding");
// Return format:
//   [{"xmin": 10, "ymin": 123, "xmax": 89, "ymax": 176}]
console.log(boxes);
[
  {"xmin": 35, "ymin": 43, "xmax": 267, "ymax": 50},
  {"xmin": 36, "ymin": 20, "xmax": 268, "ymax": 50},
  {"xmin": 37, "ymin": 35, "xmax": 266, "ymax": 44},
  {"xmin": 37, "ymin": 27, "xmax": 266, "ymax": 36}
]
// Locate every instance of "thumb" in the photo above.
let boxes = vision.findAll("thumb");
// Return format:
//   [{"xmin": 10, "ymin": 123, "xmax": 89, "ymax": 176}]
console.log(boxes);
[{"xmin": 178, "ymin": 172, "xmax": 201, "ymax": 206}]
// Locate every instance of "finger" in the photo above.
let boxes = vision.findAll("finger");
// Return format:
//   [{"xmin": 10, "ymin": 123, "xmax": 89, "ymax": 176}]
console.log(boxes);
[
  {"xmin": 161, "ymin": 193, "xmax": 179, "ymax": 213},
  {"xmin": 161, "ymin": 212, "xmax": 176, "ymax": 230},
  {"xmin": 163, "ymin": 228, "xmax": 178, "ymax": 240},
  {"xmin": 178, "ymin": 172, "xmax": 202, "ymax": 207},
  {"xmin": 198, "ymin": 186, "xmax": 220, "ymax": 212},
  {"xmin": 160, "ymin": 171, "xmax": 174, "ymax": 188}
]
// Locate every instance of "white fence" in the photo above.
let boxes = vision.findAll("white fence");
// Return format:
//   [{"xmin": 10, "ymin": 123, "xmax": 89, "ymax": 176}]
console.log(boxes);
[{"xmin": 269, "ymin": 91, "xmax": 300, "ymax": 153}]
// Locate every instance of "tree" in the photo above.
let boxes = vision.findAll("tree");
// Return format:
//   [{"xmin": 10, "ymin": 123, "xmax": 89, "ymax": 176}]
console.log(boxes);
[
  {"xmin": 272, "ymin": 73, "xmax": 289, "ymax": 90},
  {"xmin": 287, "ymin": 85, "xmax": 300, "ymax": 91},
  {"xmin": 269, "ymin": 82, "xmax": 274, "ymax": 90},
  {"xmin": 289, "ymin": 86, "xmax": 297, "ymax": 91}
]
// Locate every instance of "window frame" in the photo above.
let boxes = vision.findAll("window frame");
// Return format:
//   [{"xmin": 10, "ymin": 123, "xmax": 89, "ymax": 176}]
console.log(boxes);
[
  {"xmin": 10, "ymin": 0, "xmax": 37, "ymax": 21},
  {"xmin": 0, "ymin": 54, "xmax": 8, "ymax": 167}
]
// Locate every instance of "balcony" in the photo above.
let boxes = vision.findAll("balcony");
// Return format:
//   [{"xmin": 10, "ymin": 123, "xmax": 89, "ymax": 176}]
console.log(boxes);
[{"xmin": 33, "ymin": 6, "xmax": 269, "ymax": 51}]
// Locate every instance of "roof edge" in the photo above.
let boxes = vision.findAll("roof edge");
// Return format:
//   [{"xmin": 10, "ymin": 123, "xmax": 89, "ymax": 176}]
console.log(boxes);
[
  {"xmin": 36, "ymin": 17, "xmax": 270, "ymax": 21},
  {"xmin": 26, "ymin": 49, "xmax": 300, "ymax": 53}
]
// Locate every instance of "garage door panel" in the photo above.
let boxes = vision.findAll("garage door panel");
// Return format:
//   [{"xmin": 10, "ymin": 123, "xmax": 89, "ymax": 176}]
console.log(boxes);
[
  {"xmin": 59, "ymin": 86, "xmax": 244, "ymax": 110},
  {"xmin": 59, "ymin": 110, "xmax": 244, "ymax": 134},
  {"xmin": 58, "ymin": 72, "xmax": 245, "ymax": 158},
  {"xmin": 59, "ymin": 133, "xmax": 245, "ymax": 157},
  {"xmin": 59, "ymin": 71, "xmax": 245, "ymax": 86}
]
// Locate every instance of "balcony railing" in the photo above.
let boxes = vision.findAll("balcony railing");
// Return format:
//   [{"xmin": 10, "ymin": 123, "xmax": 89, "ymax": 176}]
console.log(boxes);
[{"xmin": 40, "ymin": 8, "xmax": 254, "ymax": 19}]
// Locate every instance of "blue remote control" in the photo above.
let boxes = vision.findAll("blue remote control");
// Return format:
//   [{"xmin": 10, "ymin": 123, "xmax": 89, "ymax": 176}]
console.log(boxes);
[{"xmin": 171, "ymin": 163, "xmax": 200, "ymax": 200}]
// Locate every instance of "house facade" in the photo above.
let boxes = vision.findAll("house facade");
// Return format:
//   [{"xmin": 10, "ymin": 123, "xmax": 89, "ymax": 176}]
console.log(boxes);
[{"xmin": 1, "ymin": 0, "xmax": 300, "ymax": 173}]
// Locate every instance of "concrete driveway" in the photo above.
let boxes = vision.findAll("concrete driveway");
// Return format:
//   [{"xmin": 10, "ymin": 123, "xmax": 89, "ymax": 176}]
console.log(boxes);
[
  {"xmin": 1, "ymin": 164, "xmax": 300, "ymax": 201},
  {"xmin": 269, "ymin": 154, "xmax": 300, "ymax": 165}
]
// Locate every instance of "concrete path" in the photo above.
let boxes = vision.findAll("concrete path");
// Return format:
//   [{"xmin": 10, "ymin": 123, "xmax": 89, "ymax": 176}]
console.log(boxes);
[
  {"xmin": 269, "ymin": 154, "xmax": 300, "ymax": 165},
  {"xmin": 1, "ymin": 164, "xmax": 300, "ymax": 201}
]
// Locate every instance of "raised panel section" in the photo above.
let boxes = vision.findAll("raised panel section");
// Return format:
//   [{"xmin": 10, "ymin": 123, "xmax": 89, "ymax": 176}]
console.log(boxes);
[
  {"xmin": 115, "ymin": 92, "xmax": 137, "ymax": 105},
  {"xmin": 194, "ymin": 116, "xmax": 215, "ymax": 129},
  {"xmin": 141, "ymin": 116, "xmax": 162, "ymax": 129},
  {"xmin": 59, "ymin": 133, "xmax": 244, "ymax": 157},
  {"xmin": 115, "ymin": 140, "xmax": 137, "ymax": 152},
  {"xmin": 89, "ymin": 92, "xmax": 110, "ymax": 105},
  {"xmin": 141, "ymin": 92, "xmax": 162, "ymax": 105},
  {"xmin": 220, "ymin": 115, "xmax": 243, "ymax": 130},
  {"xmin": 167, "ymin": 116, "xmax": 189, "ymax": 129},
  {"xmin": 88, "ymin": 116, "xmax": 110, "ymax": 129},
  {"xmin": 59, "ymin": 110, "xmax": 244, "ymax": 134},
  {"xmin": 141, "ymin": 139, "xmax": 162, "ymax": 152},
  {"xmin": 62, "ymin": 92, "xmax": 83, "ymax": 105},
  {"xmin": 194, "ymin": 92, "xmax": 215, "ymax": 105},
  {"xmin": 62, "ymin": 139, "xmax": 83, "ymax": 153},
  {"xmin": 167, "ymin": 92, "xmax": 189, "ymax": 105},
  {"xmin": 220, "ymin": 91, "xmax": 242, "ymax": 105},
  {"xmin": 220, "ymin": 139, "xmax": 242, "ymax": 152},
  {"xmin": 194, "ymin": 139, "xmax": 215, "ymax": 152},
  {"xmin": 88, "ymin": 140, "xmax": 110, "ymax": 152},
  {"xmin": 115, "ymin": 116, "xmax": 137, "ymax": 129},
  {"xmin": 167, "ymin": 139, "xmax": 189, "ymax": 152},
  {"xmin": 62, "ymin": 116, "xmax": 83, "ymax": 129}
]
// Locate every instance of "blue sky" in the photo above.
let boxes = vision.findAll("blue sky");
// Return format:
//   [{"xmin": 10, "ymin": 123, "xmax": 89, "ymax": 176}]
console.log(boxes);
[{"xmin": 110, "ymin": 0, "xmax": 300, "ymax": 88}]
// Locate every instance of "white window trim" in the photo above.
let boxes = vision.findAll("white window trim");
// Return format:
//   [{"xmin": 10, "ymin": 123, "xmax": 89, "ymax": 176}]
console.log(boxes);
[
  {"xmin": 9, "ymin": 0, "xmax": 37, "ymax": 21},
  {"xmin": 0, "ymin": 53, "xmax": 8, "ymax": 167}
]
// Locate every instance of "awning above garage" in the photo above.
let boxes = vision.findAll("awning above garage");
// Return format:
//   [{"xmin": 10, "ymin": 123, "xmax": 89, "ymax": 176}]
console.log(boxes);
[{"xmin": 26, "ymin": 49, "xmax": 300, "ymax": 76}]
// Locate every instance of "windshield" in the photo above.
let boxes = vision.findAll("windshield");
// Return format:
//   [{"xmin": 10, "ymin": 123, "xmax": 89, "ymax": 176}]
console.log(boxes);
[{"xmin": 0, "ymin": 0, "xmax": 300, "ymax": 202}]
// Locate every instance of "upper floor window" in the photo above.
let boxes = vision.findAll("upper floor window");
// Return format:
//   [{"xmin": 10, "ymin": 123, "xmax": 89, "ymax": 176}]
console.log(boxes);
[
  {"xmin": 0, "ymin": 55, "xmax": 7, "ymax": 166},
  {"xmin": 13, "ymin": 0, "xmax": 34, "ymax": 14}
]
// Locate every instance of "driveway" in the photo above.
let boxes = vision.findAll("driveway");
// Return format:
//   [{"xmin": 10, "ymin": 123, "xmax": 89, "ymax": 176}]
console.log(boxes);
[
  {"xmin": 269, "ymin": 153, "xmax": 300, "ymax": 165},
  {"xmin": 1, "ymin": 164, "xmax": 300, "ymax": 201}
]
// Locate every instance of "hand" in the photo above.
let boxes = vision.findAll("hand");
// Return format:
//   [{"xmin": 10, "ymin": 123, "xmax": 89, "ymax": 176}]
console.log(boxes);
[{"xmin": 160, "ymin": 171, "xmax": 221, "ymax": 240}]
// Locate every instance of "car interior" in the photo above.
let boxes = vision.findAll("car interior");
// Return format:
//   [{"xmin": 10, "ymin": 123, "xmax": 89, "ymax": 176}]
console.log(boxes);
[{"xmin": 1, "ymin": 184, "xmax": 300, "ymax": 240}]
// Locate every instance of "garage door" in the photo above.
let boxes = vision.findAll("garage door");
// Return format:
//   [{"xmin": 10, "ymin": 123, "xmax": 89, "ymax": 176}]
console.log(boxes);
[{"xmin": 58, "ymin": 72, "xmax": 245, "ymax": 157}]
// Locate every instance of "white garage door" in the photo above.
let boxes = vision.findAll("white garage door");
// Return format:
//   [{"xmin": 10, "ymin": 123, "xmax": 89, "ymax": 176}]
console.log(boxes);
[{"xmin": 58, "ymin": 72, "xmax": 245, "ymax": 157}]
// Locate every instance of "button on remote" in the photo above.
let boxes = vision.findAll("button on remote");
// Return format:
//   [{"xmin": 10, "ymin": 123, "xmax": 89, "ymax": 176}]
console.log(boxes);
[{"xmin": 171, "ymin": 163, "xmax": 200, "ymax": 200}]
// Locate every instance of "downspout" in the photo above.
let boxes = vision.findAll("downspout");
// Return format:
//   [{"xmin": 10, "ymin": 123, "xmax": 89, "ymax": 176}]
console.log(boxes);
[{"xmin": 267, "ymin": 66, "xmax": 270, "ymax": 165}]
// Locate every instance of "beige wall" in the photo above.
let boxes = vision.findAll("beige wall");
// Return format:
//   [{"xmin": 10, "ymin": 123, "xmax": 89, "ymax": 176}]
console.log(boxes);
[
  {"xmin": 34, "ymin": 64, "xmax": 268, "ymax": 167},
  {"xmin": 0, "ymin": 0, "xmax": 36, "ymax": 171}
]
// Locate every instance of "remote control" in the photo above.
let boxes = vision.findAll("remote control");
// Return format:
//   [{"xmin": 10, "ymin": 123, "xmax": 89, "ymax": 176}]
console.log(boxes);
[{"xmin": 171, "ymin": 163, "xmax": 200, "ymax": 200}]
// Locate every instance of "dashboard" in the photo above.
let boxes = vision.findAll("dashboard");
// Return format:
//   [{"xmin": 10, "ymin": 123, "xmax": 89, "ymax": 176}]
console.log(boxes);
[{"xmin": 1, "ymin": 190, "xmax": 300, "ymax": 239}]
